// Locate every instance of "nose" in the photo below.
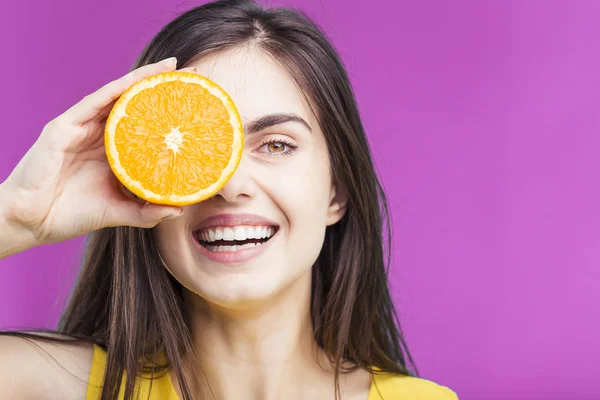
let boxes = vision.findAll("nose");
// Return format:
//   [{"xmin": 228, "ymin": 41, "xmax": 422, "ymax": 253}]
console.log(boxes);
[{"xmin": 213, "ymin": 155, "xmax": 256, "ymax": 203}]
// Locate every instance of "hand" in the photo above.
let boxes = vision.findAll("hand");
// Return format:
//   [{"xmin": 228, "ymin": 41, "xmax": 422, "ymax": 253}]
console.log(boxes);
[{"xmin": 2, "ymin": 58, "xmax": 196, "ymax": 246}]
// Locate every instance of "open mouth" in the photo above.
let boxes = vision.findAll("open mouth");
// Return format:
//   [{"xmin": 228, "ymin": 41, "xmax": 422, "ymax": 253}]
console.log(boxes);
[{"xmin": 193, "ymin": 225, "xmax": 279, "ymax": 252}]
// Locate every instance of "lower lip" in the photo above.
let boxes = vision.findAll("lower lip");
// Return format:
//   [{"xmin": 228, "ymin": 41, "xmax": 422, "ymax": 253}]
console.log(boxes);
[{"xmin": 190, "ymin": 230, "xmax": 276, "ymax": 264}]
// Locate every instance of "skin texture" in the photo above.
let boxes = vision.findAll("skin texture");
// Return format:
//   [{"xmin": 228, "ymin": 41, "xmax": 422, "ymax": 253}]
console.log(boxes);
[{"xmin": 152, "ymin": 47, "xmax": 371, "ymax": 399}]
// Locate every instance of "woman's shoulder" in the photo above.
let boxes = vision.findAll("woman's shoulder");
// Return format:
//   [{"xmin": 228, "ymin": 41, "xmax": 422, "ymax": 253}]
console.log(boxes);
[
  {"xmin": 370, "ymin": 371, "xmax": 458, "ymax": 400},
  {"xmin": 0, "ymin": 332, "xmax": 94, "ymax": 400}
]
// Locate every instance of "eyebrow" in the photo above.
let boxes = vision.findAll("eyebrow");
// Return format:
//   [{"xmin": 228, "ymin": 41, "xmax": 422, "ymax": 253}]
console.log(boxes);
[{"xmin": 244, "ymin": 113, "xmax": 312, "ymax": 135}]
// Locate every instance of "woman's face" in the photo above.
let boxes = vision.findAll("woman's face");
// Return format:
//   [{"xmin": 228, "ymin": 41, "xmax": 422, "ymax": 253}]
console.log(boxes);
[{"xmin": 153, "ymin": 47, "xmax": 346, "ymax": 307}]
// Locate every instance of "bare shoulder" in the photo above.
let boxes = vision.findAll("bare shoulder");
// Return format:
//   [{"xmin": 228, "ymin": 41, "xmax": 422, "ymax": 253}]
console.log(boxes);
[
  {"xmin": 0, "ymin": 332, "xmax": 95, "ymax": 400},
  {"xmin": 371, "ymin": 372, "xmax": 459, "ymax": 400}
]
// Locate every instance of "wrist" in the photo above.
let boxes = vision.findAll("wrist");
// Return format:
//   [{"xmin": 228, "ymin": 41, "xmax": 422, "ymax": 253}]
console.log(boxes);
[{"xmin": 0, "ymin": 182, "xmax": 38, "ymax": 258}]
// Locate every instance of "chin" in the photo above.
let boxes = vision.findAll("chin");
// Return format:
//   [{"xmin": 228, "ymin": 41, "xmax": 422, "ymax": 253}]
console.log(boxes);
[{"xmin": 183, "ymin": 274, "xmax": 288, "ymax": 310}]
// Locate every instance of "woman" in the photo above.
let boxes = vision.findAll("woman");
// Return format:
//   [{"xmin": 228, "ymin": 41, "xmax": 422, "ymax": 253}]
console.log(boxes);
[{"xmin": 0, "ymin": 0, "xmax": 457, "ymax": 399}]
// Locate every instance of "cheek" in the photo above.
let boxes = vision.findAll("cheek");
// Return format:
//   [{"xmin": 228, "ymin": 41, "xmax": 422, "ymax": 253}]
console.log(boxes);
[
  {"xmin": 259, "ymin": 149, "xmax": 332, "ymax": 221},
  {"xmin": 257, "ymin": 151, "xmax": 332, "ymax": 266}
]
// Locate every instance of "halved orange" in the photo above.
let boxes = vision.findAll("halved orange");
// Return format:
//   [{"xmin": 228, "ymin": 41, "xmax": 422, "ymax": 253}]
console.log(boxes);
[{"xmin": 105, "ymin": 71, "xmax": 243, "ymax": 206}]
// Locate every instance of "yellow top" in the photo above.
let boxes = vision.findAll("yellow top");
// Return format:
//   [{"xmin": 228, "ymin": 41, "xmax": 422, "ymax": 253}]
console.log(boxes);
[{"xmin": 86, "ymin": 345, "xmax": 458, "ymax": 399}]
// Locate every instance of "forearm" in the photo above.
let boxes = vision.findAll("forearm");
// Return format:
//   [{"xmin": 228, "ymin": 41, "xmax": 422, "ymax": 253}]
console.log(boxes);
[{"xmin": 0, "ymin": 183, "xmax": 37, "ymax": 259}]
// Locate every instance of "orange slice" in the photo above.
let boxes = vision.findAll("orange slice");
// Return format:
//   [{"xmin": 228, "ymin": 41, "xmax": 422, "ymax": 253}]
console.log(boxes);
[{"xmin": 105, "ymin": 71, "xmax": 243, "ymax": 206}]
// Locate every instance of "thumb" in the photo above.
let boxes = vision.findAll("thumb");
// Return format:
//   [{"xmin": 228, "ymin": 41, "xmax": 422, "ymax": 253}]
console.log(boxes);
[{"xmin": 111, "ymin": 200, "xmax": 184, "ymax": 228}]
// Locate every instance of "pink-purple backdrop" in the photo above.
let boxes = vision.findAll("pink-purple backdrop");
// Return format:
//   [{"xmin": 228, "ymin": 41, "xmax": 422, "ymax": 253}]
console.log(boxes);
[{"xmin": 1, "ymin": 1, "xmax": 599, "ymax": 399}]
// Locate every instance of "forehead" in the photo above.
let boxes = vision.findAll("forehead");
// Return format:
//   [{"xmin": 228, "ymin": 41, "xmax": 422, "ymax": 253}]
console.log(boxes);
[{"xmin": 188, "ymin": 47, "xmax": 313, "ymax": 126}]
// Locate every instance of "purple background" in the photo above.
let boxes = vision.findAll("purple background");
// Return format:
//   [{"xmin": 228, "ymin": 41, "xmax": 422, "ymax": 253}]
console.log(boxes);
[{"xmin": 1, "ymin": 1, "xmax": 599, "ymax": 399}]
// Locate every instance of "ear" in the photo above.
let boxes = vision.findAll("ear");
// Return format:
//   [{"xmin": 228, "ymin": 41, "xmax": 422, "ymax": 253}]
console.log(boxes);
[{"xmin": 326, "ymin": 181, "xmax": 349, "ymax": 226}]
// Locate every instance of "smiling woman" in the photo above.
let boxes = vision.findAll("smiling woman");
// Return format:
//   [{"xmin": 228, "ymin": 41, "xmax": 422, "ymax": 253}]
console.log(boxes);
[{"xmin": 0, "ymin": 1, "xmax": 457, "ymax": 399}]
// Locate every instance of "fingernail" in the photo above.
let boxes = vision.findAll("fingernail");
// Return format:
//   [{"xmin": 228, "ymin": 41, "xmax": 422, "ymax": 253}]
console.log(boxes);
[
  {"xmin": 162, "ymin": 209, "xmax": 183, "ymax": 220},
  {"xmin": 160, "ymin": 57, "xmax": 177, "ymax": 66},
  {"xmin": 192, "ymin": 67, "xmax": 198, "ymax": 73}
]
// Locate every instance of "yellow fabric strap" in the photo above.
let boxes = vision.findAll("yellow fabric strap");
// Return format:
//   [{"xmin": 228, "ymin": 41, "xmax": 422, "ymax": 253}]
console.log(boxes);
[{"xmin": 86, "ymin": 344, "xmax": 178, "ymax": 400}]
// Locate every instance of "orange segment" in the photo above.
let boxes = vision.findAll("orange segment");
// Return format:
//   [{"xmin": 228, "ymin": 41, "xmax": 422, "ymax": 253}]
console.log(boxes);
[{"xmin": 104, "ymin": 71, "xmax": 244, "ymax": 206}]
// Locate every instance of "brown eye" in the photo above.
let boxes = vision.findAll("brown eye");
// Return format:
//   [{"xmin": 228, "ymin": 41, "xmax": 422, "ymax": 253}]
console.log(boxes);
[
  {"xmin": 268, "ymin": 142, "xmax": 285, "ymax": 153},
  {"xmin": 258, "ymin": 139, "xmax": 297, "ymax": 156}
]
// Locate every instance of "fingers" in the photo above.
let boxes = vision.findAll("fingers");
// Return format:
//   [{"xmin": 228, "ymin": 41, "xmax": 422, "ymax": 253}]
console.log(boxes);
[
  {"xmin": 133, "ymin": 202, "xmax": 184, "ymax": 229},
  {"xmin": 106, "ymin": 183, "xmax": 183, "ymax": 228},
  {"xmin": 63, "ymin": 57, "xmax": 179, "ymax": 126},
  {"xmin": 96, "ymin": 99, "xmax": 118, "ymax": 121},
  {"xmin": 107, "ymin": 198, "xmax": 184, "ymax": 229},
  {"xmin": 178, "ymin": 66, "xmax": 198, "ymax": 73}
]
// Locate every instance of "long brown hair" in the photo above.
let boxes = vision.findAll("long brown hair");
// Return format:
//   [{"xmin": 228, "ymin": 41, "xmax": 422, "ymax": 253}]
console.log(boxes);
[{"xmin": 2, "ymin": 1, "xmax": 417, "ymax": 399}]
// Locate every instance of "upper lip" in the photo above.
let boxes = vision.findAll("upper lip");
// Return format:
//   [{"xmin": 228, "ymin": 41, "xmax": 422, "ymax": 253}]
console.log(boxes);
[{"xmin": 192, "ymin": 213, "xmax": 280, "ymax": 232}]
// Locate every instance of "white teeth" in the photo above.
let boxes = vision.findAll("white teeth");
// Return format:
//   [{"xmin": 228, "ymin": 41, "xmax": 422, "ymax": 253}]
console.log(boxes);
[
  {"xmin": 222, "ymin": 228, "xmax": 235, "ymax": 241},
  {"xmin": 234, "ymin": 226, "xmax": 247, "ymax": 241},
  {"xmin": 198, "ymin": 225, "xmax": 276, "ymax": 243},
  {"xmin": 205, "ymin": 242, "xmax": 263, "ymax": 252}
]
